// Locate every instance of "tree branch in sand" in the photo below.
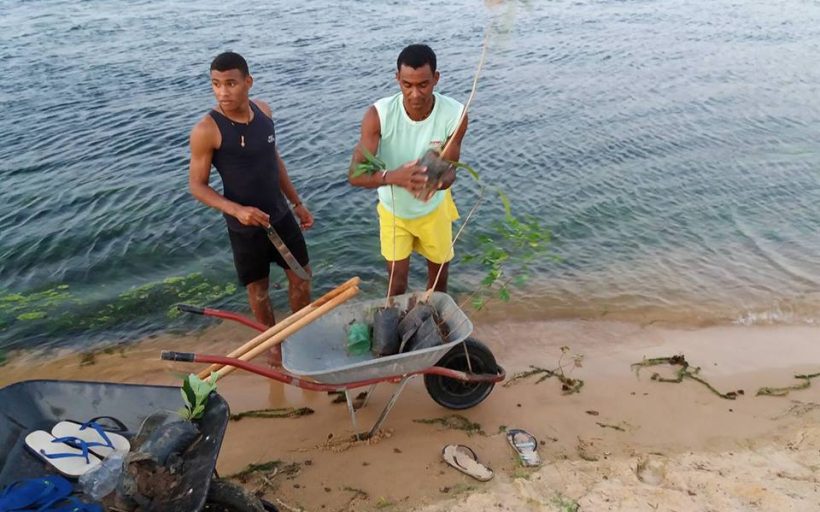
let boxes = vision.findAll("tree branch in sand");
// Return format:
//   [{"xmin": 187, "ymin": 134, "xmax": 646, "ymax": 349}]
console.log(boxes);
[
  {"xmin": 413, "ymin": 414, "xmax": 486, "ymax": 436},
  {"xmin": 596, "ymin": 422, "xmax": 627, "ymax": 432},
  {"xmin": 504, "ymin": 346, "xmax": 584, "ymax": 394},
  {"xmin": 631, "ymin": 354, "xmax": 744, "ymax": 400},
  {"xmin": 229, "ymin": 407, "xmax": 314, "ymax": 421},
  {"xmin": 757, "ymin": 372, "xmax": 820, "ymax": 397}
]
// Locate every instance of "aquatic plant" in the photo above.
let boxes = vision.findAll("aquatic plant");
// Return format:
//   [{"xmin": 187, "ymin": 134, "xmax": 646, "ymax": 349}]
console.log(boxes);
[
  {"xmin": 757, "ymin": 371, "xmax": 820, "ymax": 397},
  {"xmin": 504, "ymin": 346, "xmax": 584, "ymax": 394},
  {"xmin": 0, "ymin": 273, "xmax": 238, "ymax": 345},
  {"xmin": 413, "ymin": 414, "xmax": 486, "ymax": 436},
  {"xmin": 632, "ymin": 354, "xmax": 744, "ymax": 400}
]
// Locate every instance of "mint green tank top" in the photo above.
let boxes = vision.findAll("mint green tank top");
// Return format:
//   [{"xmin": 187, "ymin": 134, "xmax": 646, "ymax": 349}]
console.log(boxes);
[{"xmin": 374, "ymin": 92, "xmax": 464, "ymax": 219}]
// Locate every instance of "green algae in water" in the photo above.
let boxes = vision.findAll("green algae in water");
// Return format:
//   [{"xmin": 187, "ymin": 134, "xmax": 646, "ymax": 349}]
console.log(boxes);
[{"xmin": 0, "ymin": 273, "xmax": 239, "ymax": 343}]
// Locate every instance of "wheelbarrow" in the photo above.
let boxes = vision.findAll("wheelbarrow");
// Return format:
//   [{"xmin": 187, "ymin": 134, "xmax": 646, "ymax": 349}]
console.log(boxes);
[
  {"xmin": 166, "ymin": 291, "xmax": 506, "ymax": 439},
  {"xmin": 0, "ymin": 380, "xmax": 273, "ymax": 511}
]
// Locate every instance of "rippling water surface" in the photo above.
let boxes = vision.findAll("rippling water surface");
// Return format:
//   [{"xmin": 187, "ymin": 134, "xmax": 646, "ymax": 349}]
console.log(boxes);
[{"xmin": 2, "ymin": 0, "xmax": 819, "ymax": 350}]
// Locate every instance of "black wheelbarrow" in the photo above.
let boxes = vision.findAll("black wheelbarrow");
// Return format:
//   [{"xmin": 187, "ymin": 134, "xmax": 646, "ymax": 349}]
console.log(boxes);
[{"xmin": 0, "ymin": 379, "xmax": 274, "ymax": 511}]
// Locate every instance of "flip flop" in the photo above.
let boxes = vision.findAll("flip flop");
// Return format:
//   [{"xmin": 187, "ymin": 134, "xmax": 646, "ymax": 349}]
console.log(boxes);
[
  {"xmin": 0, "ymin": 475, "xmax": 73, "ymax": 511},
  {"xmin": 52, "ymin": 417, "xmax": 131, "ymax": 459},
  {"xmin": 441, "ymin": 444, "xmax": 494, "ymax": 482},
  {"xmin": 25, "ymin": 431, "xmax": 102, "ymax": 478},
  {"xmin": 506, "ymin": 428, "xmax": 541, "ymax": 467},
  {"xmin": 43, "ymin": 497, "xmax": 104, "ymax": 512}
]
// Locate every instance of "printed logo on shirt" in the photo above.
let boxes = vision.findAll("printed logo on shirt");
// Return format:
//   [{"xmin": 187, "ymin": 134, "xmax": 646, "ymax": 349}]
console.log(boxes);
[{"xmin": 268, "ymin": 135, "xmax": 275, "ymax": 143}]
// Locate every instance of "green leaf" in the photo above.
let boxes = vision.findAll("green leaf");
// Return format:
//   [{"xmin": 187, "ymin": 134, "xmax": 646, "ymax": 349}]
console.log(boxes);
[
  {"xmin": 498, "ymin": 287, "xmax": 510, "ymax": 302},
  {"xmin": 179, "ymin": 373, "xmax": 217, "ymax": 421},
  {"xmin": 454, "ymin": 161, "xmax": 480, "ymax": 181},
  {"xmin": 481, "ymin": 269, "xmax": 501, "ymax": 287},
  {"xmin": 191, "ymin": 404, "xmax": 206, "ymax": 420},
  {"xmin": 360, "ymin": 145, "xmax": 386, "ymax": 168},
  {"xmin": 471, "ymin": 297, "xmax": 486, "ymax": 310},
  {"xmin": 352, "ymin": 163, "xmax": 376, "ymax": 178},
  {"xmin": 180, "ymin": 385, "xmax": 194, "ymax": 410},
  {"xmin": 497, "ymin": 190, "xmax": 513, "ymax": 220}
]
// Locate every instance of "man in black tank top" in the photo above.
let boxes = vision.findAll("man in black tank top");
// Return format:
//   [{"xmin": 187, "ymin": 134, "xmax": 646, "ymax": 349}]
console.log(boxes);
[{"xmin": 189, "ymin": 52, "xmax": 313, "ymax": 358}]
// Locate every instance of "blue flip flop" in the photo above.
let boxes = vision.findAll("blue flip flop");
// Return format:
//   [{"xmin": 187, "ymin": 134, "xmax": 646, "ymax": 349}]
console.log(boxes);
[
  {"xmin": 0, "ymin": 475, "xmax": 73, "ymax": 512},
  {"xmin": 42, "ymin": 497, "xmax": 103, "ymax": 512}
]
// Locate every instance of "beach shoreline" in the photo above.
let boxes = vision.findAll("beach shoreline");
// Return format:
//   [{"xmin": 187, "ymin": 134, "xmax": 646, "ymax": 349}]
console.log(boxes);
[{"xmin": 1, "ymin": 317, "xmax": 819, "ymax": 511}]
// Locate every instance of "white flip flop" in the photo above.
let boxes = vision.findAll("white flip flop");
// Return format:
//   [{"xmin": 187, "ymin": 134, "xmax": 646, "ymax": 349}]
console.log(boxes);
[
  {"xmin": 24, "ymin": 430, "xmax": 102, "ymax": 478},
  {"xmin": 442, "ymin": 444, "xmax": 494, "ymax": 482},
  {"xmin": 506, "ymin": 428, "xmax": 541, "ymax": 467},
  {"xmin": 52, "ymin": 419, "xmax": 131, "ymax": 459}
]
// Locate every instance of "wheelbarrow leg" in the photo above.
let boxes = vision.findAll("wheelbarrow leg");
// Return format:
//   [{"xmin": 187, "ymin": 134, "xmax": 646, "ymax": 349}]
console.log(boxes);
[
  {"xmin": 361, "ymin": 384, "xmax": 378, "ymax": 409},
  {"xmin": 344, "ymin": 390, "xmax": 360, "ymax": 438},
  {"xmin": 366, "ymin": 376, "xmax": 414, "ymax": 439}
]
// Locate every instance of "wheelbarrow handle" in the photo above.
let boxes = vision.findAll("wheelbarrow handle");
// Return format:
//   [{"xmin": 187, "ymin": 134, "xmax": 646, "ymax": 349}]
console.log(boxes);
[
  {"xmin": 176, "ymin": 304, "xmax": 267, "ymax": 332},
  {"xmin": 161, "ymin": 351, "xmax": 196, "ymax": 362}
]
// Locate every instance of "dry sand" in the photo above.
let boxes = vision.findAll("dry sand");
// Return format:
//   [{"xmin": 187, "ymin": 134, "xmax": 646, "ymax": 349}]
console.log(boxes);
[{"xmin": 1, "ymin": 318, "xmax": 819, "ymax": 511}]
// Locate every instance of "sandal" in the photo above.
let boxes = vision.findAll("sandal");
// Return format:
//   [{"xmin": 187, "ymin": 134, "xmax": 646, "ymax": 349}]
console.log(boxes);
[
  {"xmin": 0, "ymin": 475, "xmax": 72, "ymax": 511},
  {"xmin": 45, "ymin": 497, "xmax": 104, "ymax": 512},
  {"xmin": 441, "ymin": 444, "xmax": 494, "ymax": 481},
  {"xmin": 24, "ymin": 431, "xmax": 102, "ymax": 478},
  {"xmin": 506, "ymin": 428, "xmax": 541, "ymax": 467},
  {"xmin": 52, "ymin": 417, "xmax": 131, "ymax": 459}
]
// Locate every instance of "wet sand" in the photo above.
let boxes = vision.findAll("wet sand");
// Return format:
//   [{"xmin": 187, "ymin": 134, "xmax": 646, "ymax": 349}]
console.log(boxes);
[{"xmin": 2, "ymin": 318, "xmax": 819, "ymax": 511}]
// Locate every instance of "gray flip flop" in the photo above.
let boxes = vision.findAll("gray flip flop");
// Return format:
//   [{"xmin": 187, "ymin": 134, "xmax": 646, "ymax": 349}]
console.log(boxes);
[{"xmin": 507, "ymin": 428, "xmax": 541, "ymax": 467}]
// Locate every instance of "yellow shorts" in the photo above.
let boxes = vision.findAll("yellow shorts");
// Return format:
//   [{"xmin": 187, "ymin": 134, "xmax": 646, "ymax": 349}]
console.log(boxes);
[{"xmin": 378, "ymin": 190, "xmax": 460, "ymax": 264}]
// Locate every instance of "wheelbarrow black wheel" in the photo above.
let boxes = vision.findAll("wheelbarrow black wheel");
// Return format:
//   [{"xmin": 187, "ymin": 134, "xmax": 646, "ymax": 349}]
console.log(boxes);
[
  {"xmin": 203, "ymin": 478, "xmax": 271, "ymax": 512},
  {"xmin": 425, "ymin": 337, "xmax": 498, "ymax": 410}
]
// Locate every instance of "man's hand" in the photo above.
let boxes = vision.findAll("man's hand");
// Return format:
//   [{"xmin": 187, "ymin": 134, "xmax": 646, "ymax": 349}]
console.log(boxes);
[
  {"xmin": 294, "ymin": 204, "xmax": 314, "ymax": 230},
  {"xmin": 233, "ymin": 206, "xmax": 270, "ymax": 227},
  {"xmin": 433, "ymin": 164, "xmax": 457, "ymax": 194},
  {"xmin": 387, "ymin": 160, "xmax": 428, "ymax": 195}
]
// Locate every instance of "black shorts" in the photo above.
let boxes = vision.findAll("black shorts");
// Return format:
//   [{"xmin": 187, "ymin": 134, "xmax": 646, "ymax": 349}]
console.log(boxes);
[{"xmin": 227, "ymin": 213, "xmax": 310, "ymax": 286}]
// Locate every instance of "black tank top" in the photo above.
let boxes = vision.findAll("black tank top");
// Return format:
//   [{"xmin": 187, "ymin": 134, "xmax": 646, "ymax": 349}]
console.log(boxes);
[{"xmin": 209, "ymin": 101, "xmax": 289, "ymax": 232}]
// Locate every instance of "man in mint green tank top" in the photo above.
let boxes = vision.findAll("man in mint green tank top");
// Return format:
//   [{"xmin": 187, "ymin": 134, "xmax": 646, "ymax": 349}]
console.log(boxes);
[{"xmin": 348, "ymin": 44, "xmax": 468, "ymax": 296}]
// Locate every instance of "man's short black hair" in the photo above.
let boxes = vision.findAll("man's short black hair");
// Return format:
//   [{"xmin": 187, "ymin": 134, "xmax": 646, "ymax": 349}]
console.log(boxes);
[
  {"xmin": 397, "ymin": 44, "xmax": 437, "ymax": 73},
  {"xmin": 210, "ymin": 52, "xmax": 249, "ymax": 76}
]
